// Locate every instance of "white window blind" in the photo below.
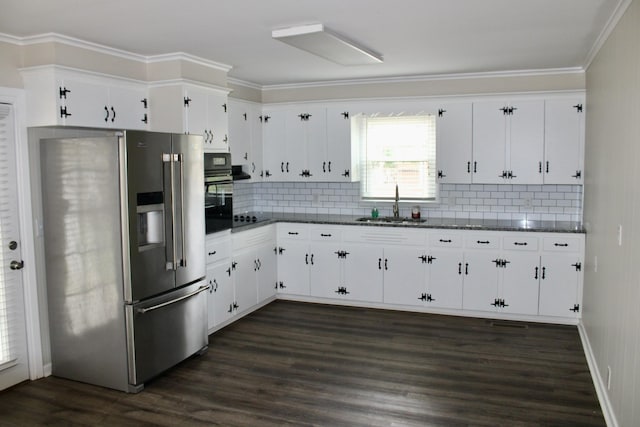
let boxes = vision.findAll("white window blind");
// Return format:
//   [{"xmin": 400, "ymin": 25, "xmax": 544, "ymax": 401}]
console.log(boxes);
[
  {"xmin": 0, "ymin": 103, "xmax": 19, "ymax": 369},
  {"xmin": 359, "ymin": 114, "xmax": 437, "ymax": 201}
]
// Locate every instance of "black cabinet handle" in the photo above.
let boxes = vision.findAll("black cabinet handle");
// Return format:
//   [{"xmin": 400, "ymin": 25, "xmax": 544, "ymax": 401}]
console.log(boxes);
[
  {"xmin": 546, "ymin": 161, "xmax": 550, "ymax": 173},
  {"xmin": 467, "ymin": 161, "xmax": 471, "ymax": 173},
  {"xmin": 104, "ymin": 106, "xmax": 109, "ymax": 122},
  {"xmin": 328, "ymin": 161, "xmax": 331, "ymax": 172},
  {"xmin": 208, "ymin": 251, "xmax": 217, "ymax": 256},
  {"xmin": 439, "ymin": 239, "xmax": 452, "ymax": 243},
  {"xmin": 542, "ymin": 266, "xmax": 546, "ymax": 279},
  {"xmin": 477, "ymin": 240, "xmax": 490, "ymax": 244},
  {"xmin": 534, "ymin": 266, "xmax": 539, "ymax": 279},
  {"xmin": 384, "ymin": 259, "xmax": 388, "ymax": 270},
  {"xmin": 474, "ymin": 161, "xmax": 477, "ymax": 173},
  {"xmin": 288, "ymin": 232, "xmax": 299, "ymax": 235},
  {"xmin": 286, "ymin": 162, "xmax": 289, "ymax": 173},
  {"xmin": 310, "ymin": 254, "xmax": 314, "ymax": 265},
  {"xmin": 320, "ymin": 233, "xmax": 332, "ymax": 237},
  {"xmin": 554, "ymin": 243, "xmax": 569, "ymax": 247},
  {"xmin": 110, "ymin": 106, "xmax": 116, "ymax": 122},
  {"xmin": 458, "ymin": 262, "xmax": 462, "ymax": 275},
  {"xmin": 514, "ymin": 242, "xmax": 527, "ymax": 246},
  {"xmin": 323, "ymin": 161, "xmax": 326, "ymax": 173},
  {"xmin": 378, "ymin": 258, "xmax": 382, "ymax": 270},
  {"xmin": 465, "ymin": 263, "xmax": 469, "ymax": 275},
  {"xmin": 281, "ymin": 162, "xmax": 284, "ymax": 173},
  {"xmin": 305, "ymin": 254, "xmax": 309, "ymax": 265}
]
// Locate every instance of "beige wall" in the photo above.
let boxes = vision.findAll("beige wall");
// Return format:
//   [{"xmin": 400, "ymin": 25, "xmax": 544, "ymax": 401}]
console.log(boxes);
[
  {"xmin": 583, "ymin": 1, "xmax": 640, "ymax": 426},
  {"xmin": 262, "ymin": 72, "xmax": 585, "ymax": 103},
  {"xmin": 0, "ymin": 41, "xmax": 23, "ymax": 88},
  {"xmin": 228, "ymin": 81, "xmax": 262, "ymax": 103}
]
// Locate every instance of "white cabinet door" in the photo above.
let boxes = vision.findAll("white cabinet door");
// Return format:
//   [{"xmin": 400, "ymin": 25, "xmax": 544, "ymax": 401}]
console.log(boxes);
[
  {"xmin": 207, "ymin": 261, "xmax": 234, "ymax": 329},
  {"xmin": 472, "ymin": 100, "xmax": 507, "ymax": 183},
  {"xmin": 539, "ymin": 254, "xmax": 582, "ymax": 318},
  {"xmin": 232, "ymin": 251, "xmax": 258, "ymax": 314},
  {"xmin": 207, "ymin": 92, "xmax": 229, "ymax": 152},
  {"xmin": 325, "ymin": 106, "xmax": 353, "ymax": 181},
  {"xmin": 249, "ymin": 104, "xmax": 264, "ymax": 181},
  {"xmin": 382, "ymin": 246, "xmax": 426, "ymax": 306},
  {"xmin": 61, "ymin": 79, "xmax": 110, "ymax": 128},
  {"xmin": 262, "ymin": 109, "xmax": 286, "ymax": 181},
  {"xmin": 508, "ymin": 100, "xmax": 544, "ymax": 184},
  {"xmin": 277, "ymin": 240, "xmax": 311, "ymax": 295},
  {"xmin": 461, "ymin": 251, "xmax": 501, "ymax": 312},
  {"xmin": 436, "ymin": 102, "xmax": 473, "ymax": 184},
  {"xmin": 108, "ymin": 85, "xmax": 148, "ymax": 130},
  {"xmin": 184, "ymin": 88, "xmax": 208, "ymax": 138},
  {"xmin": 309, "ymin": 242, "xmax": 343, "ymax": 298},
  {"xmin": 500, "ymin": 252, "xmax": 540, "ymax": 315},
  {"xmin": 427, "ymin": 250, "xmax": 464, "ymax": 309},
  {"xmin": 544, "ymin": 98, "xmax": 585, "ymax": 184},
  {"xmin": 342, "ymin": 244, "xmax": 384, "ymax": 302},
  {"xmin": 228, "ymin": 98, "xmax": 252, "ymax": 165},
  {"xmin": 256, "ymin": 243, "xmax": 277, "ymax": 302}
]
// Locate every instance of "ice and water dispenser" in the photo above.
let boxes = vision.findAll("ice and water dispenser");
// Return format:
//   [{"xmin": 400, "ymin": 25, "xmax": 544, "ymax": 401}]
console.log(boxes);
[{"xmin": 136, "ymin": 191, "xmax": 165, "ymax": 249}]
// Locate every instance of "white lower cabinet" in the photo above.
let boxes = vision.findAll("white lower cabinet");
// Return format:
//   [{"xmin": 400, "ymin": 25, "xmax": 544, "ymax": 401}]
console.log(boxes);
[
  {"xmin": 538, "ymin": 235, "xmax": 584, "ymax": 318},
  {"xmin": 340, "ymin": 243, "xmax": 384, "ymax": 303},
  {"xmin": 308, "ymin": 241, "xmax": 344, "ymax": 298},
  {"xmin": 461, "ymin": 250, "xmax": 502, "ymax": 312},
  {"xmin": 207, "ymin": 261, "xmax": 234, "ymax": 329}
]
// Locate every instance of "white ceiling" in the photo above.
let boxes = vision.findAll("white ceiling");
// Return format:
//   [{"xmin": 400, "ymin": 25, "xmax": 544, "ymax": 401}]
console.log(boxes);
[{"xmin": 0, "ymin": 0, "xmax": 624, "ymax": 86}]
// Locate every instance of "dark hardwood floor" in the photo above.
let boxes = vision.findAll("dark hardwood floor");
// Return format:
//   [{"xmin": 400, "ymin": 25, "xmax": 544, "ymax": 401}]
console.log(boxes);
[{"xmin": 0, "ymin": 301, "xmax": 605, "ymax": 426}]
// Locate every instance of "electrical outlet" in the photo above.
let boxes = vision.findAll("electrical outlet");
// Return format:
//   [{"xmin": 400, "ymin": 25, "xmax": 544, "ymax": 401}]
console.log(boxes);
[
  {"xmin": 524, "ymin": 197, "xmax": 532, "ymax": 208},
  {"xmin": 618, "ymin": 224, "xmax": 623, "ymax": 246},
  {"xmin": 606, "ymin": 366, "xmax": 611, "ymax": 390}
]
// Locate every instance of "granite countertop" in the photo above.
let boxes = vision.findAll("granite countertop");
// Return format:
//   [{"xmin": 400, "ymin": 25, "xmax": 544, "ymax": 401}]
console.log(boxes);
[{"xmin": 231, "ymin": 212, "xmax": 585, "ymax": 234}]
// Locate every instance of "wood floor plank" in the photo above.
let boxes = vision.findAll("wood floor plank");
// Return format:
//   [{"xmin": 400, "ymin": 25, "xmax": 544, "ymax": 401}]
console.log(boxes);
[{"xmin": 0, "ymin": 300, "xmax": 605, "ymax": 426}]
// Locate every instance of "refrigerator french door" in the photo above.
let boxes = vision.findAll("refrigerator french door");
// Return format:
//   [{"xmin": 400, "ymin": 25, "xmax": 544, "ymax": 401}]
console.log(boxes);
[{"xmin": 41, "ymin": 130, "xmax": 207, "ymax": 393}]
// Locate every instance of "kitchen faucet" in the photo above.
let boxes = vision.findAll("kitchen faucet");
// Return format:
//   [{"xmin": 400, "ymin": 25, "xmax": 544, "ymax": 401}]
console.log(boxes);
[{"xmin": 393, "ymin": 184, "xmax": 400, "ymax": 218}]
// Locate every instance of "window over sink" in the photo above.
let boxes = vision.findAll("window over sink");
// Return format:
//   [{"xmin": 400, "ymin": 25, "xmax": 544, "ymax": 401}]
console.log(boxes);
[{"xmin": 355, "ymin": 114, "xmax": 437, "ymax": 201}]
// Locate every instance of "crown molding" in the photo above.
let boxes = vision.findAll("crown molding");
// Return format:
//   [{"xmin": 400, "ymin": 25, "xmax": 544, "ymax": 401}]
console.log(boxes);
[
  {"xmin": 0, "ymin": 32, "xmax": 232, "ymax": 72},
  {"xmin": 227, "ymin": 77, "xmax": 263, "ymax": 90},
  {"xmin": 583, "ymin": 0, "xmax": 632, "ymax": 70},
  {"xmin": 260, "ymin": 67, "xmax": 585, "ymax": 91},
  {"xmin": 147, "ymin": 78, "xmax": 230, "ymax": 94}
]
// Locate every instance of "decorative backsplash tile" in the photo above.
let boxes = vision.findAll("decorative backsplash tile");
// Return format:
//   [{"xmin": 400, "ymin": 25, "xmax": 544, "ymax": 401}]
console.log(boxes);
[{"xmin": 234, "ymin": 182, "xmax": 583, "ymax": 222}]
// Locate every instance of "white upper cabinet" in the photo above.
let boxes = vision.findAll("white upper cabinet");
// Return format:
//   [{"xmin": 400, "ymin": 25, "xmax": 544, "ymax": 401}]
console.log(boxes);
[
  {"xmin": 436, "ymin": 102, "xmax": 473, "ymax": 184},
  {"xmin": 148, "ymin": 84, "xmax": 229, "ymax": 152},
  {"xmin": 262, "ymin": 104, "xmax": 356, "ymax": 182},
  {"xmin": 472, "ymin": 99, "xmax": 544, "ymax": 184},
  {"xmin": 228, "ymin": 98, "xmax": 263, "ymax": 180},
  {"xmin": 21, "ymin": 67, "xmax": 148, "ymax": 130},
  {"xmin": 544, "ymin": 98, "xmax": 585, "ymax": 184}
]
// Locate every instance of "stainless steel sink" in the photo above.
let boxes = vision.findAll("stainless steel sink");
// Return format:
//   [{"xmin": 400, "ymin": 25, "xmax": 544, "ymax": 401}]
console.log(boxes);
[{"xmin": 355, "ymin": 216, "xmax": 427, "ymax": 224}]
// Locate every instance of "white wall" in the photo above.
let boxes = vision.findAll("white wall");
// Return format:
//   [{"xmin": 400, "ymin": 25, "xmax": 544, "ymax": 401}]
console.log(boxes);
[{"xmin": 583, "ymin": 0, "xmax": 640, "ymax": 426}]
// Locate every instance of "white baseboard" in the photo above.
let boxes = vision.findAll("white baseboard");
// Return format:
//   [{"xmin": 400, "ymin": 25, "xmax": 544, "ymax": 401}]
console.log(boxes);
[
  {"xmin": 578, "ymin": 323, "xmax": 618, "ymax": 427},
  {"xmin": 42, "ymin": 363, "xmax": 52, "ymax": 377}
]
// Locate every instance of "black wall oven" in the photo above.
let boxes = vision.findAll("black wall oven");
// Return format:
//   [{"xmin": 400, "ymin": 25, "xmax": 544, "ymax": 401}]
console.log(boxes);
[{"xmin": 204, "ymin": 153, "xmax": 233, "ymax": 234}]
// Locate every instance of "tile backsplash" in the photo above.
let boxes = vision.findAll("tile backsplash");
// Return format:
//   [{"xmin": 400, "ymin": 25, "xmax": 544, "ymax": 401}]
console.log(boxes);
[{"xmin": 234, "ymin": 182, "xmax": 583, "ymax": 222}]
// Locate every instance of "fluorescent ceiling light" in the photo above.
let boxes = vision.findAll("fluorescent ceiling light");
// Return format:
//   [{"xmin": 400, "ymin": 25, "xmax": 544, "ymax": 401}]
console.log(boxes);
[{"xmin": 272, "ymin": 23, "xmax": 383, "ymax": 66}]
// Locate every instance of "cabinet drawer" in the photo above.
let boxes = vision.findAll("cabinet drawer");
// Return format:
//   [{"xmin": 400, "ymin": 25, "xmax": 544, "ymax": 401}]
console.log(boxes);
[
  {"xmin": 310, "ymin": 227, "xmax": 342, "ymax": 242},
  {"xmin": 465, "ymin": 235, "xmax": 500, "ymax": 249},
  {"xmin": 343, "ymin": 226, "xmax": 426, "ymax": 245},
  {"xmin": 503, "ymin": 235, "xmax": 539, "ymax": 251},
  {"xmin": 277, "ymin": 223, "xmax": 309, "ymax": 240},
  {"xmin": 205, "ymin": 232, "xmax": 231, "ymax": 264},
  {"xmin": 234, "ymin": 224, "xmax": 276, "ymax": 249},
  {"xmin": 429, "ymin": 233, "xmax": 463, "ymax": 248},
  {"xmin": 543, "ymin": 236, "xmax": 582, "ymax": 252}
]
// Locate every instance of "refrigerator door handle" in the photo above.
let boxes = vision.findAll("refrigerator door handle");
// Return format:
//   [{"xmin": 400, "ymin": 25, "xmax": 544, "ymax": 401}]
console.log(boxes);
[
  {"xmin": 163, "ymin": 152, "xmax": 178, "ymax": 271},
  {"xmin": 178, "ymin": 153, "xmax": 186, "ymax": 268},
  {"xmin": 136, "ymin": 285, "xmax": 209, "ymax": 314}
]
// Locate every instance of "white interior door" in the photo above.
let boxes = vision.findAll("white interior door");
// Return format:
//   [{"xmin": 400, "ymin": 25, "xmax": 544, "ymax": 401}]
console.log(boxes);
[{"xmin": 0, "ymin": 103, "xmax": 29, "ymax": 390}]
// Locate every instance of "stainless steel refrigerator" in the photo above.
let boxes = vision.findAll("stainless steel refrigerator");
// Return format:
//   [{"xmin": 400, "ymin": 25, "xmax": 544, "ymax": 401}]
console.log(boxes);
[{"xmin": 40, "ymin": 130, "xmax": 207, "ymax": 392}]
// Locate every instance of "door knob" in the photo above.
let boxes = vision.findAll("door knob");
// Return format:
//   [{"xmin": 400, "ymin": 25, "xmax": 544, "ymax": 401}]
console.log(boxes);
[{"xmin": 10, "ymin": 260, "xmax": 24, "ymax": 270}]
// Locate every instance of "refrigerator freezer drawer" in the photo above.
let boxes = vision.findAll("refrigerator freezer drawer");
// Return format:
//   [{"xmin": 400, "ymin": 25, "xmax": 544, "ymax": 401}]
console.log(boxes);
[{"xmin": 126, "ymin": 281, "xmax": 208, "ymax": 388}]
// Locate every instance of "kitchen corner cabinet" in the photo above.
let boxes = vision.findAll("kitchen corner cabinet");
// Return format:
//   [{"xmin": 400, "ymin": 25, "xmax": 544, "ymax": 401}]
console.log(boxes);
[
  {"xmin": 544, "ymin": 98, "xmax": 585, "ymax": 184},
  {"xmin": 275, "ymin": 224, "xmax": 312, "ymax": 295},
  {"xmin": 472, "ymin": 99, "xmax": 544, "ymax": 184},
  {"xmin": 228, "ymin": 98, "xmax": 264, "ymax": 180},
  {"xmin": 21, "ymin": 67, "xmax": 148, "ymax": 130},
  {"xmin": 436, "ymin": 102, "xmax": 473, "ymax": 184},
  {"xmin": 148, "ymin": 84, "xmax": 230, "ymax": 152}
]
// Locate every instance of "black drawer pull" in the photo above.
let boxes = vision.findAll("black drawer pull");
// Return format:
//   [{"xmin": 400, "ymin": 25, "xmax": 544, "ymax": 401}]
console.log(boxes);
[
  {"xmin": 439, "ymin": 239, "xmax": 452, "ymax": 243},
  {"xmin": 288, "ymin": 232, "xmax": 299, "ymax": 235},
  {"xmin": 208, "ymin": 251, "xmax": 217, "ymax": 256},
  {"xmin": 320, "ymin": 233, "xmax": 332, "ymax": 237},
  {"xmin": 554, "ymin": 243, "xmax": 569, "ymax": 247},
  {"xmin": 514, "ymin": 242, "xmax": 528, "ymax": 246},
  {"xmin": 477, "ymin": 240, "xmax": 490, "ymax": 244}
]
